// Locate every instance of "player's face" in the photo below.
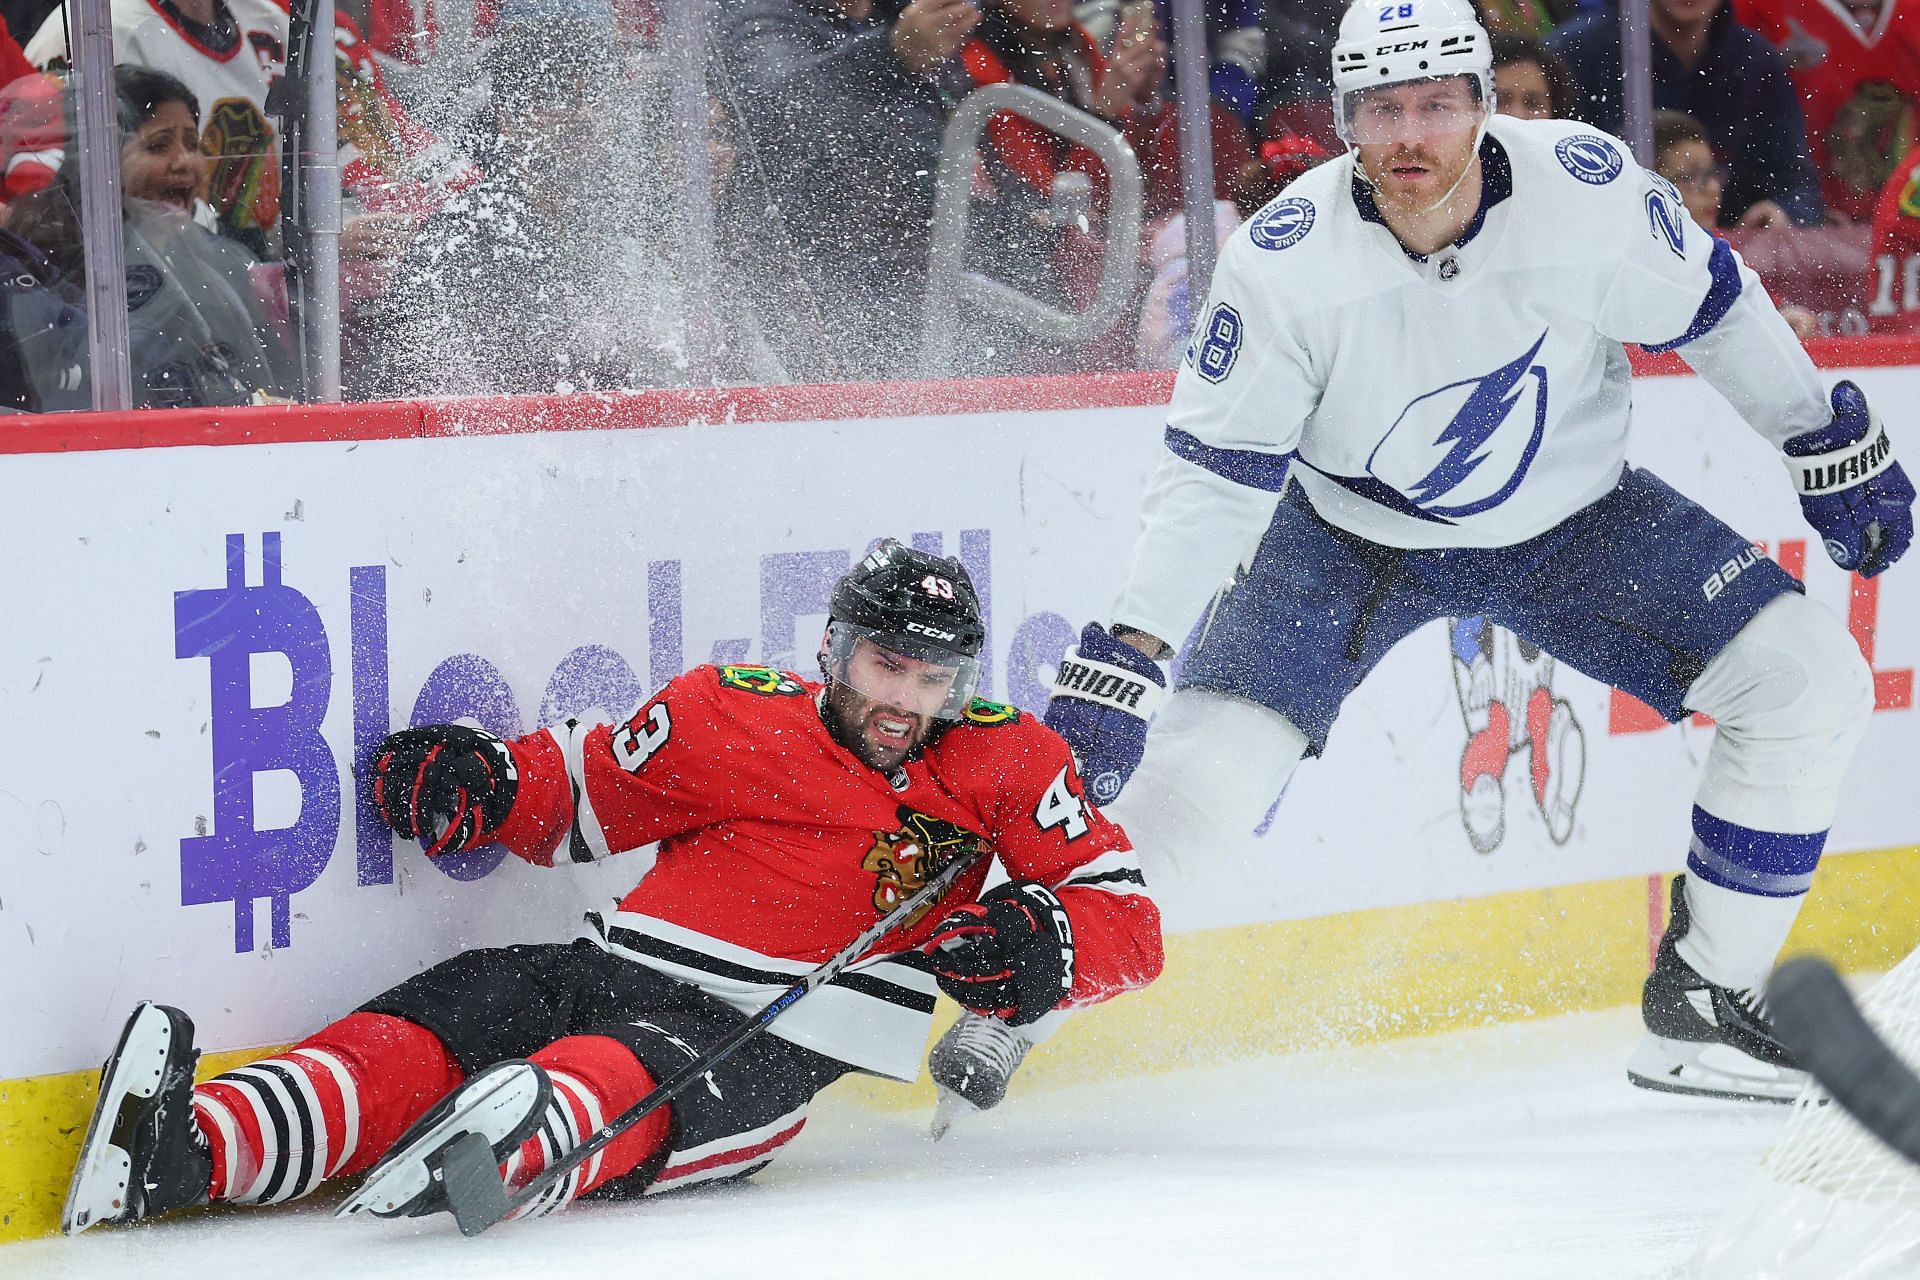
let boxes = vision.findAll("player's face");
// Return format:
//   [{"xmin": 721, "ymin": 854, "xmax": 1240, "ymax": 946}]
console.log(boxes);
[
  {"xmin": 1494, "ymin": 60, "xmax": 1554, "ymax": 120},
  {"xmin": 824, "ymin": 639, "xmax": 961, "ymax": 771},
  {"xmin": 1350, "ymin": 78, "xmax": 1483, "ymax": 211},
  {"xmin": 120, "ymin": 102, "xmax": 208, "ymax": 214}
]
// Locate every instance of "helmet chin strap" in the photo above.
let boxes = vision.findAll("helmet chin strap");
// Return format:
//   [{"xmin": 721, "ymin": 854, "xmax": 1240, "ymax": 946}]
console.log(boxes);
[{"xmin": 1354, "ymin": 109, "xmax": 1491, "ymax": 219}]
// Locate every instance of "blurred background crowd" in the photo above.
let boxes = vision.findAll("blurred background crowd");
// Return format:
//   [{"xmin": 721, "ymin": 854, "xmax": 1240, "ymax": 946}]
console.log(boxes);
[{"xmin": 6, "ymin": 0, "xmax": 1920, "ymax": 411}]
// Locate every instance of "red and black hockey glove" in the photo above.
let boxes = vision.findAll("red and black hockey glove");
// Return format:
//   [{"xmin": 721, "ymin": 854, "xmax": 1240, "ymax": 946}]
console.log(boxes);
[
  {"xmin": 368, "ymin": 724, "xmax": 519, "ymax": 857},
  {"xmin": 921, "ymin": 881, "xmax": 1075, "ymax": 1026}
]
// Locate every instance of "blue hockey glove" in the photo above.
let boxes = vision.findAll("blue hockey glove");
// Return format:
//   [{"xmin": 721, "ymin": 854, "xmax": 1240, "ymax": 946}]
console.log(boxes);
[
  {"xmin": 1042, "ymin": 622, "xmax": 1166, "ymax": 806},
  {"xmin": 1785, "ymin": 381, "xmax": 1914, "ymax": 579}
]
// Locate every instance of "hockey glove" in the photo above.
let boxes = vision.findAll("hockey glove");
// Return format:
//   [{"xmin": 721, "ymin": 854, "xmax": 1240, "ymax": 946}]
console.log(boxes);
[
  {"xmin": 1042, "ymin": 622, "xmax": 1166, "ymax": 806},
  {"xmin": 1784, "ymin": 380, "xmax": 1914, "ymax": 579},
  {"xmin": 369, "ymin": 724, "xmax": 519, "ymax": 857},
  {"xmin": 921, "ymin": 881, "xmax": 1075, "ymax": 1026}
]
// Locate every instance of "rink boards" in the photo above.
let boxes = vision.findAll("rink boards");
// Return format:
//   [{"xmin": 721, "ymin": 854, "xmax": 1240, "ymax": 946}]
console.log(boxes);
[{"xmin": 1, "ymin": 352, "xmax": 1917, "ymax": 1239}]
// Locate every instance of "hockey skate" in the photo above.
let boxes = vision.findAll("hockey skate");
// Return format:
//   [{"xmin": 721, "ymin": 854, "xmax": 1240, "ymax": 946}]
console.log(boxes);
[
  {"xmin": 1626, "ymin": 874, "xmax": 1807, "ymax": 1103},
  {"xmin": 337, "ymin": 1059, "xmax": 552, "ymax": 1223},
  {"xmin": 63, "ymin": 1002, "xmax": 212, "ymax": 1234},
  {"xmin": 929, "ymin": 1013, "xmax": 1031, "ymax": 1139}
]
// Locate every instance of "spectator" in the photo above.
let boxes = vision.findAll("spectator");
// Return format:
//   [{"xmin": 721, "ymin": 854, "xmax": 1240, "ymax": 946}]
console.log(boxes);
[
  {"xmin": 0, "ymin": 67, "xmax": 60, "ymax": 201},
  {"xmin": 708, "ymin": 0, "xmax": 983, "ymax": 381},
  {"xmin": 956, "ymin": 0, "xmax": 1165, "ymax": 368},
  {"xmin": 1865, "ymin": 143, "xmax": 1920, "ymax": 330},
  {"xmin": 1549, "ymin": 0, "xmax": 1825, "ymax": 227},
  {"xmin": 1490, "ymin": 30, "xmax": 1578, "ymax": 119},
  {"xmin": 1134, "ymin": 128, "xmax": 1328, "ymax": 366},
  {"xmin": 1734, "ymin": 0, "xmax": 1920, "ymax": 222},
  {"xmin": 960, "ymin": 0, "xmax": 1165, "ymax": 196},
  {"xmin": 6, "ymin": 66, "xmax": 294, "ymax": 407},
  {"xmin": 0, "ymin": 222, "xmax": 86, "ymax": 410},
  {"xmin": 26, "ymin": 0, "xmax": 431, "ymax": 271},
  {"xmin": 1653, "ymin": 107, "xmax": 1724, "ymax": 227},
  {"xmin": 0, "ymin": 12, "xmax": 30, "ymax": 89},
  {"xmin": 349, "ymin": 4, "xmax": 673, "ymax": 396},
  {"xmin": 25, "ymin": 0, "xmax": 286, "ymax": 252},
  {"xmin": 1652, "ymin": 106, "xmax": 1820, "ymax": 335},
  {"xmin": 1475, "ymin": 0, "xmax": 1576, "ymax": 38}
]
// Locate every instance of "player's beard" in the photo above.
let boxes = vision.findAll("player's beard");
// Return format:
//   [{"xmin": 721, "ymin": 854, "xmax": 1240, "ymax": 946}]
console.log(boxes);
[
  {"xmin": 1359, "ymin": 133, "xmax": 1479, "ymax": 219},
  {"xmin": 820, "ymin": 683, "xmax": 937, "ymax": 773}
]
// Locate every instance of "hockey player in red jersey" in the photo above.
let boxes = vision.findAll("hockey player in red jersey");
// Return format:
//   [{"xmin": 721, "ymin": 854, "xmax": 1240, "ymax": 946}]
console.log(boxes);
[{"xmin": 62, "ymin": 540, "xmax": 1162, "ymax": 1234}]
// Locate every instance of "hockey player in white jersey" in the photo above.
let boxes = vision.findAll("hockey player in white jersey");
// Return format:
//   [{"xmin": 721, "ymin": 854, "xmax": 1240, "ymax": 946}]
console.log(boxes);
[{"xmin": 930, "ymin": 0, "xmax": 1915, "ymax": 1129}]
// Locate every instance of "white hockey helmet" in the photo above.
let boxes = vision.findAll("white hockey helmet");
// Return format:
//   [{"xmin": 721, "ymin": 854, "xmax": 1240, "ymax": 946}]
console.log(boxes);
[{"xmin": 1331, "ymin": 0, "xmax": 1494, "ymax": 144}]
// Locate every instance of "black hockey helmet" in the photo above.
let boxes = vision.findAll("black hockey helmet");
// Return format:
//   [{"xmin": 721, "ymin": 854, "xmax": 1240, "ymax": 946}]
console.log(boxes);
[{"xmin": 822, "ymin": 540, "xmax": 985, "ymax": 720}]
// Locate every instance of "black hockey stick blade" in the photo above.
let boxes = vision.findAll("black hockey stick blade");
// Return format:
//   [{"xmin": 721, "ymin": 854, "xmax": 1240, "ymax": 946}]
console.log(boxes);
[
  {"xmin": 439, "ymin": 1131, "xmax": 511, "ymax": 1237},
  {"xmin": 1770, "ymin": 954, "xmax": 1920, "ymax": 1167},
  {"xmin": 441, "ymin": 848, "xmax": 983, "ymax": 1236}
]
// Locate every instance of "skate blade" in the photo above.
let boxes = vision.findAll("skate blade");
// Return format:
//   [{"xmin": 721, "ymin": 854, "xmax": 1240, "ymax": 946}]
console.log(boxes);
[
  {"xmin": 930, "ymin": 1087, "xmax": 980, "ymax": 1141},
  {"xmin": 62, "ymin": 1003, "xmax": 175, "ymax": 1235},
  {"xmin": 1626, "ymin": 1033, "xmax": 1805, "ymax": 1104},
  {"xmin": 337, "ymin": 1062, "xmax": 543, "ymax": 1220}
]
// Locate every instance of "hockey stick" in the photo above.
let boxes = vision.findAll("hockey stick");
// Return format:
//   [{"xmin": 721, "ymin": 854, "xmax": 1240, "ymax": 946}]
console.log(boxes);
[
  {"xmin": 1769, "ymin": 955, "xmax": 1920, "ymax": 1168},
  {"xmin": 439, "ymin": 847, "xmax": 984, "ymax": 1236}
]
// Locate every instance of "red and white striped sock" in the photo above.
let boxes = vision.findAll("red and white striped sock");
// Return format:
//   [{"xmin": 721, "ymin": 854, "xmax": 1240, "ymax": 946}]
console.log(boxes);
[
  {"xmin": 503, "ymin": 1034, "xmax": 670, "ymax": 1219},
  {"xmin": 193, "ymin": 1012, "xmax": 461, "ymax": 1205}
]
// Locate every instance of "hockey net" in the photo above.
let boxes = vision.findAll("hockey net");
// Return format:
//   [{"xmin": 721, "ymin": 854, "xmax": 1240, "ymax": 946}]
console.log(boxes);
[{"xmin": 1692, "ymin": 947, "xmax": 1920, "ymax": 1279}]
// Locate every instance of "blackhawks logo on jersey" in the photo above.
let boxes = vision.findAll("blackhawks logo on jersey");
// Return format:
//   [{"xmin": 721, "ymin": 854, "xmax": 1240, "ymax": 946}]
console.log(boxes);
[
  {"xmin": 1899, "ymin": 164, "xmax": 1920, "ymax": 220},
  {"xmin": 961, "ymin": 697, "xmax": 1020, "ymax": 726},
  {"xmin": 716, "ymin": 665, "xmax": 808, "ymax": 697},
  {"xmin": 861, "ymin": 807, "xmax": 985, "ymax": 923},
  {"xmin": 1827, "ymin": 80, "xmax": 1917, "ymax": 200}
]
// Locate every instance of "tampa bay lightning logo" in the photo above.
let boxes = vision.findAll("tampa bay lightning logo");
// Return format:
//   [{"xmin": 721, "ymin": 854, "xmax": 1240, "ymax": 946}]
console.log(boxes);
[
  {"xmin": 1249, "ymin": 198, "xmax": 1315, "ymax": 251},
  {"xmin": 1366, "ymin": 331, "xmax": 1551, "ymax": 519},
  {"xmin": 1555, "ymin": 135, "xmax": 1623, "ymax": 185}
]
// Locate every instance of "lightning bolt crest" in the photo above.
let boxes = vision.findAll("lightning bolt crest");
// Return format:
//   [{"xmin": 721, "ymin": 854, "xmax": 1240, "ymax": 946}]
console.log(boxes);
[{"xmin": 1405, "ymin": 331, "xmax": 1550, "ymax": 506}]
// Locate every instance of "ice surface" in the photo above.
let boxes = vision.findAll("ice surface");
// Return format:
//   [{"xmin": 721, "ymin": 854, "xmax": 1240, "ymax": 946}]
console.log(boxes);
[{"xmin": 4, "ymin": 1007, "xmax": 1788, "ymax": 1280}]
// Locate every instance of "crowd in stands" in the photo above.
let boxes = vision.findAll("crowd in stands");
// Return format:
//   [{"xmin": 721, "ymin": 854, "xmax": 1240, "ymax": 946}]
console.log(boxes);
[{"xmin": 4, "ymin": 0, "xmax": 1920, "ymax": 409}]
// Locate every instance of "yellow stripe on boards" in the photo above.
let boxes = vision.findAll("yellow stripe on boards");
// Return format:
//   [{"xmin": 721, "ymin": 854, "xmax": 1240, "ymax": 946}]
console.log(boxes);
[
  {"xmin": 3, "ymin": 843, "xmax": 1915, "ymax": 1243},
  {"xmin": 833, "ymin": 842, "xmax": 1920, "ymax": 1111},
  {"xmin": 0, "ymin": 1045, "xmax": 269, "ymax": 1243}
]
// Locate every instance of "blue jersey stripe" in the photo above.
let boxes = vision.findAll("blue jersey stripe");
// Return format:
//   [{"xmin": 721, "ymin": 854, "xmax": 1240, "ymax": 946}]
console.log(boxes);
[
  {"xmin": 1643, "ymin": 236, "xmax": 1743, "ymax": 354},
  {"xmin": 1165, "ymin": 426, "xmax": 1293, "ymax": 492},
  {"xmin": 1684, "ymin": 805, "xmax": 1824, "ymax": 898}
]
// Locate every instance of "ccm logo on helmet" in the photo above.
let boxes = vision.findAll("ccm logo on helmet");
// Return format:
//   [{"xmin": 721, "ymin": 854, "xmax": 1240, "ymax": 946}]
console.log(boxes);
[
  {"xmin": 1375, "ymin": 39, "xmax": 1428, "ymax": 52},
  {"xmin": 906, "ymin": 620, "xmax": 959, "ymax": 642}
]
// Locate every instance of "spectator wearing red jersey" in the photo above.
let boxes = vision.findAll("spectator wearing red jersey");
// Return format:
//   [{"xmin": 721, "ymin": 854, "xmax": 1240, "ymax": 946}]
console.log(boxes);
[
  {"xmin": 5, "ymin": 66, "xmax": 295, "ymax": 406},
  {"xmin": 957, "ymin": 0, "xmax": 1164, "ymax": 367},
  {"xmin": 1865, "ymin": 143, "xmax": 1920, "ymax": 329},
  {"xmin": 961, "ymin": 0, "xmax": 1164, "ymax": 196},
  {"xmin": 1735, "ymin": 0, "xmax": 1920, "ymax": 223}
]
